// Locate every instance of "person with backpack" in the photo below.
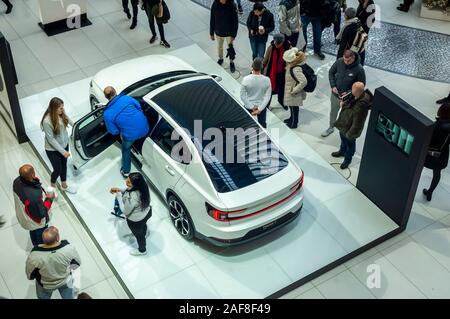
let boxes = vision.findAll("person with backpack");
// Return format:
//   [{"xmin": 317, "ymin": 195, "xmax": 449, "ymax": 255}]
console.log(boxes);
[
  {"xmin": 332, "ymin": 82, "xmax": 373, "ymax": 169},
  {"xmin": 278, "ymin": 0, "xmax": 301, "ymax": 47},
  {"xmin": 282, "ymin": 48, "xmax": 309, "ymax": 129},
  {"xmin": 335, "ymin": 8, "xmax": 361, "ymax": 60},
  {"xmin": 110, "ymin": 172, "xmax": 152, "ymax": 256},
  {"xmin": 247, "ymin": 2, "xmax": 275, "ymax": 60},
  {"xmin": 356, "ymin": 0, "xmax": 375, "ymax": 65},
  {"xmin": 422, "ymin": 103, "xmax": 450, "ymax": 201}
]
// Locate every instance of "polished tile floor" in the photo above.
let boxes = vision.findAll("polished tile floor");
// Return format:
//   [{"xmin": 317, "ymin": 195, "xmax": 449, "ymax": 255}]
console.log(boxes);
[{"xmin": 0, "ymin": 0, "xmax": 449, "ymax": 299}]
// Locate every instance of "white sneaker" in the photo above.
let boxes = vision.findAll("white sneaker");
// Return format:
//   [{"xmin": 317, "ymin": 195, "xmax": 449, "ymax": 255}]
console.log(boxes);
[
  {"xmin": 129, "ymin": 249, "xmax": 147, "ymax": 256},
  {"xmin": 61, "ymin": 185, "xmax": 77, "ymax": 194},
  {"xmin": 321, "ymin": 127, "xmax": 335, "ymax": 137}
]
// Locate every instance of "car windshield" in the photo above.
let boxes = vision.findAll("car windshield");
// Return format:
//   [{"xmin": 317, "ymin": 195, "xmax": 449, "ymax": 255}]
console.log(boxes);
[{"xmin": 151, "ymin": 78, "xmax": 288, "ymax": 193}]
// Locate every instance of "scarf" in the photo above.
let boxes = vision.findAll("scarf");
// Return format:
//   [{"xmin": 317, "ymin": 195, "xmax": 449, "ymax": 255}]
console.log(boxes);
[
  {"xmin": 269, "ymin": 46, "xmax": 286, "ymax": 91},
  {"xmin": 336, "ymin": 17, "xmax": 359, "ymax": 41}
]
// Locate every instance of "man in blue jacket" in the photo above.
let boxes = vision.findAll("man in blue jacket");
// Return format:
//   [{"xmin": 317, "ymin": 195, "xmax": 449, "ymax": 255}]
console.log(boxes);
[{"xmin": 103, "ymin": 86, "xmax": 149, "ymax": 178}]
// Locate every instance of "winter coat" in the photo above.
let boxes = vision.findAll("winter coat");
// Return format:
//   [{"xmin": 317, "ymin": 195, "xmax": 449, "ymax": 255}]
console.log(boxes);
[
  {"xmin": 283, "ymin": 62, "xmax": 308, "ymax": 107},
  {"xmin": 334, "ymin": 89, "xmax": 373, "ymax": 139},
  {"xmin": 279, "ymin": 0, "xmax": 301, "ymax": 36},
  {"xmin": 247, "ymin": 8, "xmax": 275, "ymax": 42},
  {"xmin": 210, "ymin": 0, "xmax": 239, "ymax": 38},
  {"xmin": 103, "ymin": 94, "xmax": 149, "ymax": 141},
  {"xmin": 424, "ymin": 119, "xmax": 450, "ymax": 170},
  {"xmin": 336, "ymin": 19, "xmax": 360, "ymax": 59},
  {"xmin": 300, "ymin": 0, "xmax": 327, "ymax": 17},
  {"xmin": 356, "ymin": 0, "xmax": 375, "ymax": 34},
  {"xmin": 13, "ymin": 177, "xmax": 52, "ymax": 231},
  {"xmin": 329, "ymin": 54, "xmax": 366, "ymax": 95},
  {"xmin": 262, "ymin": 40, "xmax": 292, "ymax": 92}
]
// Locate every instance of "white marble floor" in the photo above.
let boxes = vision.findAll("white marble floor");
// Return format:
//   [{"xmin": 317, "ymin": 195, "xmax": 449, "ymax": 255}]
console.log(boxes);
[{"xmin": 0, "ymin": 0, "xmax": 449, "ymax": 299}]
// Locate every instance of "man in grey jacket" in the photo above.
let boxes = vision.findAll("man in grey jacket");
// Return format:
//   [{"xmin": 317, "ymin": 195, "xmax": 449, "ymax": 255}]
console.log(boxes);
[
  {"xmin": 279, "ymin": 0, "xmax": 301, "ymax": 47},
  {"xmin": 26, "ymin": 226, "xmax": 81, "ymax": 299},
  {"xmin": 322, "ymin": 50, "xmax": 366, "ymax": 137}
]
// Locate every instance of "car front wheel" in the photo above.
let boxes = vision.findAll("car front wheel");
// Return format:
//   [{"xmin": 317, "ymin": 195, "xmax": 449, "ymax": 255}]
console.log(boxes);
[{"xmin": 168, "ymin": 195, "xmax": 194, "ymax": 240}]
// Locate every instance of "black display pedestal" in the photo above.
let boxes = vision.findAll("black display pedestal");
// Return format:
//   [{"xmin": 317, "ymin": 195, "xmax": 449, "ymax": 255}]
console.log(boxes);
[{"xmin": 38, "ymin": 13, "xmax": 92, "ymax": 37}]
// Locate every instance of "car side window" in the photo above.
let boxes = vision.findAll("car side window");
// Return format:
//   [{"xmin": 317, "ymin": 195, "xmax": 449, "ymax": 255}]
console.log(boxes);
[{"xmin": 150, "ymin": 118, "xmax": 192, "ymax": 164}]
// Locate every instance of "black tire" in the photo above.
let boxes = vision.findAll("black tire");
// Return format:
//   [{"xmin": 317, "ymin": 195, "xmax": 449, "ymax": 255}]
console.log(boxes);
[{"xmin": 167, "ymin": 194, "xmax": 195, "ymax": 240}]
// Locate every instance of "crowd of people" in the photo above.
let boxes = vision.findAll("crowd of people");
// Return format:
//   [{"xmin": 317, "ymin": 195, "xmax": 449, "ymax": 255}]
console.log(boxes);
[{"xmin": 1, "ymin": 0, "xmax": 449, "ymax": 300}]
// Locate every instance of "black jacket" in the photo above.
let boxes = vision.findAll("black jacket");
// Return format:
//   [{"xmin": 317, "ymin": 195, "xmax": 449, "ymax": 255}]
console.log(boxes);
[
  {"xmin": 300, "ymin": 0, "xmax": 327, "ymax": 17},
  {"xmin": 337, "ymin": 21, "xmax": 360, "ymax": 59},
  {"xmin": 356, "ymin": 0, "xmax": 375, "ymax": 34},
  {"xmin": 425, "ymin": 119, "xmax": 450, "ymax": 170},
  {"xmin": 246, "ymin": 8, "xmax": 275, "ymax": 42},
  {"xmin": 13, "ymin": 177, "xmax": 51, "ymax": 225},
  {"xmin": 210, "ymin": 0, "xmax": 239, "ymax": 38},
  {"xmin": 329, "ymin": 54, "xmax": 366, "ymax": 94}
]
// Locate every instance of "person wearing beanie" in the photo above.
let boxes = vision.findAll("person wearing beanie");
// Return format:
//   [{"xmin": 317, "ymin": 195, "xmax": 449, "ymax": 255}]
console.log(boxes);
[{"xmin": 282, "ymin": 48, "xmax": 308, "ymax": 129}]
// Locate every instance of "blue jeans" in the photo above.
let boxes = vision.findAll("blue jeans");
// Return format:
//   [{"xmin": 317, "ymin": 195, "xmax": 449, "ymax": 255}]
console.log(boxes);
[
  {"xmin": 339, "ymin": 132, "xmax": 356, "ymax": 163},
  {"xmin": 30, "ymin": 225, "xmax": 48, "ymax": 247},
  {"xmin": 121, "ymin": 137, "xmax": 135, "ymax": 174},
  {"xmin": 249, "ymin": 38, "xmax": 267, "ymax": 60},
  {"xmin": 301, "ymin": 16, "xmax": 323, "ymax": 53},
  {"xmin": 36, "ymin": 282, "xmax": 75, "ymax": 299}
]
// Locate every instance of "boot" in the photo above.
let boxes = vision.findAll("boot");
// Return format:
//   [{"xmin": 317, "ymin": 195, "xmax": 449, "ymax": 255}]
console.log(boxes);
[
  {"xmin": 422, "ymin": 188, "xmax": 432, "ymax": 202},
  {"xmin": 284, "ymin": 107, "xmax": 293, "ymax": 124},
  {"xmin": 287, "ymin": 106, "xmax": 299, "ymax": 129}
]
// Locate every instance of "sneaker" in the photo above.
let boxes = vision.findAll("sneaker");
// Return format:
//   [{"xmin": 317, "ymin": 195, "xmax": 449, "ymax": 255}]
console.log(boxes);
[
  {"xmin": 130, "ymin": 21, "xmax": 137, "ymax": 30},
  {"xmin": 120, "ymin": 170, "xmax": 130, "ymax": 178},
  {"xmin": 316, "ymin": 51, "xmax": 326, "ymax": 60},
  {"xmin": 149, "ymin": 35, "xmax": 157, "ymax": 44},
  {"xmin": 130, "ymin": 249, "xmax": 147, "ymax": 256},
  {"xmin": 340, "ymin": 161, "xmax": 350, "ymax": 169},
  {"xmin": 321, "ymin": 127, "xmax": 335, "ymax": 137},
  {"xmin": 61, "ymin": 185, "xmax": 77, "ymax": 194},
  {"xmin": 217, "ymin": 59, "xmax": 224, "ymax": 65},
  {"xmin": 160, "ymin": 40, "xmax": 170, "ymax": 48},
  {"xmin": 331, "ymin": 151, "xmax": 344, "ymax": 158},
  {"xmin": 6, "ymin": 4, "xmax": 12, "ymax": 14},
  {"xmin": 230, "ymin": 62, "xmax": 236, "ymax": 73}
]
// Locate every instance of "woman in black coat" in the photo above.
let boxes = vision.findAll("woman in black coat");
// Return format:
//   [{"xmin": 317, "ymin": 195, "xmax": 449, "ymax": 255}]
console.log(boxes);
[{"xmin": 423, "ymin": 103, "xmax": 450, "ymax": 201}]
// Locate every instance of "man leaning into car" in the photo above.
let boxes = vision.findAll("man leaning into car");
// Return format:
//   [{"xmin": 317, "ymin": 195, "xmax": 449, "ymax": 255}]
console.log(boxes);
[{"xmin": 103, "ymin": 86, "xmax": 149, "ymax": 178}]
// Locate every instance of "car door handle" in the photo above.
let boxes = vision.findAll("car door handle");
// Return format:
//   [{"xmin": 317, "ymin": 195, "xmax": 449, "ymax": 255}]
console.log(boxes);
[{"xmin": 165, "ymin": 165, "xmax": 175, "ymax": 176}]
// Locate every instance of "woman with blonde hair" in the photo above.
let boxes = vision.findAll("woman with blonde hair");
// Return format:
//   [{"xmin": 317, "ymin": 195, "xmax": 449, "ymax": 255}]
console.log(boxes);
[
  {"xmin": 40, "ymin": 97, "xmax": 76, "ymax": 194},
  {"xmin": 282, "ymin": 47, "xmax": 308, "ymax": 129}
]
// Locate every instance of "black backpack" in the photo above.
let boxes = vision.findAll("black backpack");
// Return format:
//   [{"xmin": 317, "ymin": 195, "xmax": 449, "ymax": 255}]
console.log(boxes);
[{"xmin": 290, "ymin": 64, "xmax": 317, "ymax": 93}]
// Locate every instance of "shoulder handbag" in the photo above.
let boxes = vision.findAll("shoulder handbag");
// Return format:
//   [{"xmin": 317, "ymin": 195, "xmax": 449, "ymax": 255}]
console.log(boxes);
[{"xmin": 428, "ymin": 133, "xmax": 450, "ymax": 158}]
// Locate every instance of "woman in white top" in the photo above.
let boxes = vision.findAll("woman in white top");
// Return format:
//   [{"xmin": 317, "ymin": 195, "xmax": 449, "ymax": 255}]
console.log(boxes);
[
  {"xmin": 40, "ymin": 97, "xmax": 76, "ymax": 194},
  {"xmin": 110, "ymin": 172, "xmax": 152, "ymax": 256}
]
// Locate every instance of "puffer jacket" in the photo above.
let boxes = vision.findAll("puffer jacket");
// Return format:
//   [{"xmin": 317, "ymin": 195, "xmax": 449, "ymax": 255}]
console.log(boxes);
[
  {"xmin": 13, "ymin": 177, "xmax": 52, "ymax": 231},
  {"xmin": 334, "ymin": 89, "xmax": 373, "ymax": 139},
  {"xmin": 279, "ymin": 0, "xmax": 301, "ymax": 36},
  {"xmin": 284, "ymin": 62, "xmax": 308, "ymax": 107}
]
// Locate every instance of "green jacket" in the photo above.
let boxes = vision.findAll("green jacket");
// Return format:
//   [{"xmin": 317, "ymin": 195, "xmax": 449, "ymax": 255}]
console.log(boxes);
[{"xmin": 334, "ymin": 89, "xmax": 373, "ymax": 139}]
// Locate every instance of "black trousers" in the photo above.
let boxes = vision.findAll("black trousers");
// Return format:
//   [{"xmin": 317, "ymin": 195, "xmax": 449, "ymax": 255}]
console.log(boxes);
[
  {"xmin": 273, "ymin": 72, "xmax": 285, "ymax": 107},
  {"xmin": 2, "ymin": 0, "xmax": 12, "ymax": 7},
  {"xmin": 127, "ymin": 210, "xmax": 152, "ymax": 253},
  {"xmin": 144, "ymin": 4, "xmax": 166, "ymax": 41},
  {"xmin": 285, "ymin": 32, "xmax": 299, "ymax": 48},
  {"xmin": 122, "ymin": 0, "xmax": 139, "ymax": 22},
  {"xmin": 46, "ymin": 146, "xmax": 68, "ymax": 184},
  {"xmin": 428, "ymin": 169, "xmax": 442, "ymax": 194}
]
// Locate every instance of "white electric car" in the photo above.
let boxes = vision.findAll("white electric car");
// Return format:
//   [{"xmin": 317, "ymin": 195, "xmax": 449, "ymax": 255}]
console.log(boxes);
[{"xmin": 70, "ymin": 55, "xmax": 304, "ymax": 246}]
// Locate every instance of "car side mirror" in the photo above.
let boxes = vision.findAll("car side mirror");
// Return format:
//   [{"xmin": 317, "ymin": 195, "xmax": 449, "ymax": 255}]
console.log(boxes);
[{"xmin": 211, "ymin": 74, "xmax": 222, "ymax": 82}]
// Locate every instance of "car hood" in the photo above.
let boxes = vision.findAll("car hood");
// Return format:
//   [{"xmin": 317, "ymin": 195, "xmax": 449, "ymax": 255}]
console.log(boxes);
[{"xmin": 92, "ymin": 55, "xmax": 196, "ymax": 94}]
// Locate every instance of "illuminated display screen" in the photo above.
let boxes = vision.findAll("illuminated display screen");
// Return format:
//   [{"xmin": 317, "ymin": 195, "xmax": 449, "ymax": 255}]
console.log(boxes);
[{"xmin": 375, "ymin": 112, "xmax": 414, "ymax": 155}]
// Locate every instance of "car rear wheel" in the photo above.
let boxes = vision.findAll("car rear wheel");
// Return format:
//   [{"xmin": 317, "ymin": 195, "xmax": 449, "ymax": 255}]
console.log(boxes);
[{"xmin": 168, "ymin": 195, "xmax": 194, "ymax": 240}]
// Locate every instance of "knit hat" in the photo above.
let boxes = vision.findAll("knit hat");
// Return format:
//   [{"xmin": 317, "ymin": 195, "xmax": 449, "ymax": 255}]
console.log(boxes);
[{"xmin": 283, "ymin": 47, "xmax": 305, "ymax": 63}]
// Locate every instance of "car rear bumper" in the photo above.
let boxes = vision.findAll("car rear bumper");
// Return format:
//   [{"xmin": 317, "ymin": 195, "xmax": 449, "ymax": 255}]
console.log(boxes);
[{"xmin": 195, "ymin": 202, "xmax": 303, "ymax": 247}]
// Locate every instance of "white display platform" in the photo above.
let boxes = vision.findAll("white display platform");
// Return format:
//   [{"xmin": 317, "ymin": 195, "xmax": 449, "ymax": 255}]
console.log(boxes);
[
  {"xmin": 19, "ymin": 45, "xmax": 398, "ymax": 298},
  {"xmin": 420, "ymin": 4, "xmax": 450, "ymax": 22}
]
